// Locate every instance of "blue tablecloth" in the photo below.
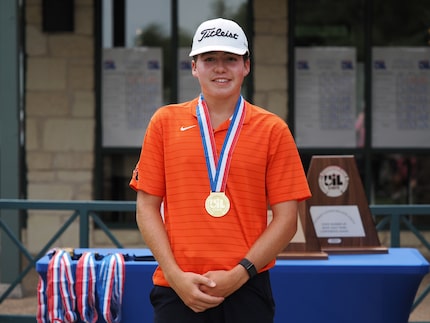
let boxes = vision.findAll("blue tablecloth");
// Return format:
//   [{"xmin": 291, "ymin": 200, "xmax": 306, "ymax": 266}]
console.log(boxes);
[{"xmin": 36, "ymin": 248, "xmax": 429, "ymax": 323}]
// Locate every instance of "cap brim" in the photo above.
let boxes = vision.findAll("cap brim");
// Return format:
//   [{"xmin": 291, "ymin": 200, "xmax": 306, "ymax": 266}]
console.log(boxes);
[{"xmin": 189, "ymin": 45, "xmax": 248, "ymax": 57}]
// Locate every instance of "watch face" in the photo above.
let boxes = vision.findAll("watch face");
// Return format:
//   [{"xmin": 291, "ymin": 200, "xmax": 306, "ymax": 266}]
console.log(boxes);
[{"xmin": 318, "ymin": 165, "xmax": 349, "ymax": 197}]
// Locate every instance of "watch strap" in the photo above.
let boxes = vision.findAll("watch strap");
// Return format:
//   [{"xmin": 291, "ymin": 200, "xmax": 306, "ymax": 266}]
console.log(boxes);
[{"xmin": 239, "ymin": 258, "xmax": 257, "ymax": 278}]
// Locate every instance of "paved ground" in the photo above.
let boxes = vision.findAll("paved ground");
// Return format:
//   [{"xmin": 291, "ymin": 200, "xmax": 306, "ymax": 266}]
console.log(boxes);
[
  {"xmin": 1, "ymin": 273, "xmax": 429, "ymax": 321},
  {"xmin": 409, "ymin": 273, "xmax": 430, "ymax": 322}
]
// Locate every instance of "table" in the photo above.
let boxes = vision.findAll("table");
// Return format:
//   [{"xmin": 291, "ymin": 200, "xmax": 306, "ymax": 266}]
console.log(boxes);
[
  {"xmin": 36, "ymin": 248, "xmax": 429, "ymax": 323},
  {"xmin": 271, "ymin": 248, "xmax": 429, "ymax": 323}
]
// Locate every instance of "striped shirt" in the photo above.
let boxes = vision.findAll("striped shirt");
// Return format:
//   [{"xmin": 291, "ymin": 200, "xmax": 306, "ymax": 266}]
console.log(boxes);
[{"xmin": 130, "ymin": 97, "xmax": 311, "ymax": 287}]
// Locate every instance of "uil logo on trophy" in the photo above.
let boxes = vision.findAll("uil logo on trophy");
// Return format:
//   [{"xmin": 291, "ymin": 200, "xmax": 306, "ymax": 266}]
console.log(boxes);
[{"xmin": 318, "ymin": 166, "xmax": 349, "ymax": 198}]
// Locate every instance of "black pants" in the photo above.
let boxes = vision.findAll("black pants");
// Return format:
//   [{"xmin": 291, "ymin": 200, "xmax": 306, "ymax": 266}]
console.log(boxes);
[{"xmin": 150, "ymin": 271, "xmax": 275, "ymax": 323}]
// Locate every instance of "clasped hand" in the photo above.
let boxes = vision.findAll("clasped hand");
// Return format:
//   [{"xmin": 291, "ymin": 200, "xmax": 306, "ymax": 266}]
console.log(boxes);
[{"xmin": 170, "ymin": 268, "xmax": 247, "ymax": 313}]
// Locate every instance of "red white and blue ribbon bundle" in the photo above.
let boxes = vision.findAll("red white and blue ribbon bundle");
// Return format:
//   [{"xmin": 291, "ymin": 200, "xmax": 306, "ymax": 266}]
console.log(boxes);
[
  {"xmin": 47, "ymin": 249, "xmax": 77, "ymax": 323},
  {"xmin": 97, "ymin": 253, "xmax": 125, "ymax": 323},
  {"xmin": 76, "ymin": 252, "xmax": 98, "ymax": 323}
]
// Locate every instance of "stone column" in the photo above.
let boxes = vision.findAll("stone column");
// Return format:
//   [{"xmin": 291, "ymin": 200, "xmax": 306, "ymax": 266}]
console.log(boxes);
[{"xmin": 25, "ymin": 0, "xmax": 95, "ymax": 252}]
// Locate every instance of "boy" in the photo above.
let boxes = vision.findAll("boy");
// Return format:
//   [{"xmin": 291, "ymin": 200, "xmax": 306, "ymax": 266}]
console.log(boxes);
[{"xmin": 130, "ymin": 18, "xmax": 311, "ymax": 323}]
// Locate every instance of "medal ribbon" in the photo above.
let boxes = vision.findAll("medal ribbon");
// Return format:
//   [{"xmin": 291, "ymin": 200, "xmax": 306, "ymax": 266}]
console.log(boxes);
[
  {"xmin": 97, "ymin": 253, "xmax": 126, "ymax": 323},
  {"xmin": 197, "ymin": 94, "xmax": 246, "ymax": 192},
  {"xmin": 36, "ymin": 273, "xmax": 48, "ymax": 323},
  {"xmin": 47, "ymin": 249, "xmax": 77, "ymax": 323},
  {"xmin": 76, "ymin": 252, "xmax": 98, "ymax": 323}
]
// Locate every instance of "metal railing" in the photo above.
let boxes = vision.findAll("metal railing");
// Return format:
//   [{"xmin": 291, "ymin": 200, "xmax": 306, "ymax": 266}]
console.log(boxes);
[
  {"xmin": 372, "ymin": 204, "xmax": 430, "ymax": 321},
  {"xmin": 0, "ymin": 199, "xmax": 429, "ymax": 323},
  {"xmin": 0, "ymin": 199, "xmax": 136, "ymax": 323}
]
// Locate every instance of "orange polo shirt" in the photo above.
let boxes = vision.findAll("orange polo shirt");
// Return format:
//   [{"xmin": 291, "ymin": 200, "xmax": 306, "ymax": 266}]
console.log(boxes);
[{"xmin": 130, "ymin": 97, "xmax": 311, "ymax": 287}]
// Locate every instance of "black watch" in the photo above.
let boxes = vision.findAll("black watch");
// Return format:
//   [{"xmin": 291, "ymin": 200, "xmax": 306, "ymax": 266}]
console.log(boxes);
[{"xmin": 239, "ymin": 258, "xmax": 257, "ymax": 278}]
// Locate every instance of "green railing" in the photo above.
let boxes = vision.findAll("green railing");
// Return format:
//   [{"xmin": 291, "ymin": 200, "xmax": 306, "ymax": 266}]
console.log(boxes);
[
  {"xmin": 0, "ymin": 199, "xmax": 136, "ymax": 323},
  {"xmin": 0, "ymin": 199, "xmax": 429, "ymax": 323}
]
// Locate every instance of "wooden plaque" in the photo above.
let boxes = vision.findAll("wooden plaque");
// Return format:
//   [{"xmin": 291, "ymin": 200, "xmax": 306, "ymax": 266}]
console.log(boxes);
[
  {"xmin": 304, "ymin": 155, "xmax": 387, "ymax": 254},
  {"xmin": 277, "ymin": 202, "xmax": 328, "ymax": 260}
]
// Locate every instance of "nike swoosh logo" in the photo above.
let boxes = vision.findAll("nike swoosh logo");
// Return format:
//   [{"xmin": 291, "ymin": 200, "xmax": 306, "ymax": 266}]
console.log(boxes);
[{"xmin": 180, "ymin": 125, "xmax": 197, "ymax": 131}]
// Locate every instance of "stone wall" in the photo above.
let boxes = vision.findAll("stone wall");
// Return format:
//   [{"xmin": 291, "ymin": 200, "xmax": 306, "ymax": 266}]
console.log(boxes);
[
  {"xmin": 252, "ymin": 0, "xmax": 289, "ymax": 120},
  {"xmin": 25, "ymin": 0, "xmax": 95, "ymax": 252}
]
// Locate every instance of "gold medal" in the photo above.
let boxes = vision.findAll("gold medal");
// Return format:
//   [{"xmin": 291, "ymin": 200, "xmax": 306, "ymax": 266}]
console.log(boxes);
[{"xmin": 205, "ymin": 192, "xmax": 230, "ymax": 217}]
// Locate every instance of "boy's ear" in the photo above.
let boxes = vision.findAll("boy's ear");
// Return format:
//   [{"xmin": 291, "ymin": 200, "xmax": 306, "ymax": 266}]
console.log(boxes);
[
  {"xmin": 191, "ymin": 60, "xmax": 198, "ymax": 77},
  {"xmin": 244, "ymin": 59, "xmax": 251, "ymax": 77}
]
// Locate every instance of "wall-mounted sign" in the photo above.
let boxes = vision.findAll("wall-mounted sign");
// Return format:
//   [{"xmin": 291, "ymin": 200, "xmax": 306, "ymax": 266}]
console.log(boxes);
[
  {"xmin": 372, "ymin": 47, "xmax": 430, "ymax": 148},
  {"xmin": 102, "ymin": 47, "xmax": 162, "ymax": 148},
  {"xmin": 295, "ymin": 47, "xmax": 357, "ymax": 148}
]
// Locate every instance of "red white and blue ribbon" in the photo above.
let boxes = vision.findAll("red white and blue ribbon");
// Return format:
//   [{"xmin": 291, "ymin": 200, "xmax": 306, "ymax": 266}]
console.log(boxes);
[
  {"xmin": 97, "ymin": 253, "xmax": 125, "ymax": 323},
  {"xmin": 76, "ymin": 252, "xmax": 98, "ymax": 323},
  {"xmin": 47, "ymin": 249, "xmax": 77, "ymax": 323},
  {"xmin": 36, "ymin": 274, "xmax": 48, "ymax": 323},
  {"xmin": 197, "ymin": 94, "xmax": 246, "ymax": 192}
]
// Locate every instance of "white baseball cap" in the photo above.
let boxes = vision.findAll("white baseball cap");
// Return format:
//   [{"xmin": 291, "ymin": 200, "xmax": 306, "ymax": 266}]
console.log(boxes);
[{"xmin": 189, "ymin": 18, "xmax": 249, "ymax": 57}]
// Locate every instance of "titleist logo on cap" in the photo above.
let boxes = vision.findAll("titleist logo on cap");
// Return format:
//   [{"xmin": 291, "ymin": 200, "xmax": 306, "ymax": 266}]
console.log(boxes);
[{"xmin": 198, "ymin": 27, "xmax": 239, "ymax": 42}]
